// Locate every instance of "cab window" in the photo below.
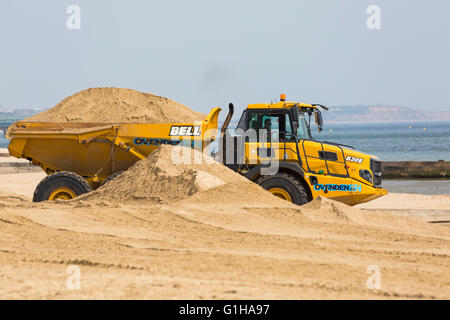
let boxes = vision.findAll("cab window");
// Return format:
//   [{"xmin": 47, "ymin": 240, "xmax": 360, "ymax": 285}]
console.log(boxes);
[
  {"xmin": 247, "ymin": 111, "xmax": 293, "ymax": 142},
  {"xmin": 297, "ymin": 113, "xmax": 311, "ymax": 140}
]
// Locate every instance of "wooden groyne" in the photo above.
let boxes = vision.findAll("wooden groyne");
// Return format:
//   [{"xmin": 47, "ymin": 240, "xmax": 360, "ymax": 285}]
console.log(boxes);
[{"xmin": 382, "ymin": 161, "xmax": 450, "ymax": 179}]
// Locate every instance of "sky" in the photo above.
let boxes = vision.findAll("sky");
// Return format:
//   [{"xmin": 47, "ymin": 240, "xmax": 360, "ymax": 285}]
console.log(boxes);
[{"xmin": 0, "ymin": 0, "xmax": 449, "ymax": 116}]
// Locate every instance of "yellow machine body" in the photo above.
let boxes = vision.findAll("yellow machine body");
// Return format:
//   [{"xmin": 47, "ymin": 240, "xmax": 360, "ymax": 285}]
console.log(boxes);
[
  {"xmin": 8, "ymin": 108, "xmax": 221, "ymax": 188},
  {"xmin": 233, "ymin": 99, "xmax": 388, "ymax": 205},
  {"xmin": 7, "ymin": 97, "xmax": 387, "ymax": 205}
]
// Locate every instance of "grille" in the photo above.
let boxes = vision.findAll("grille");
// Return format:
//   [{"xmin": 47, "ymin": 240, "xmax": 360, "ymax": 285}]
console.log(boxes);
[{"xmin": 370, "ymin": 158, "xmax": 382, "ymax": 187}]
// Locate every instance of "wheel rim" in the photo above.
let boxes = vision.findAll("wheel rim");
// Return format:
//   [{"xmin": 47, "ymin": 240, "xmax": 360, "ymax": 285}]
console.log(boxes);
[
  {"xmin": 268, "ymin": 187, "xmax": 292, "ymax": 202},
  {"xmin": 48, "ymin": 187, "xmax": 77, "ymax": 200}
]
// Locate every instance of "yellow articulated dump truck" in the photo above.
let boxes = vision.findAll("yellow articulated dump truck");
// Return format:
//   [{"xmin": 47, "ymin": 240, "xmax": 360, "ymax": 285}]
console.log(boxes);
[
  {"xmin": 7, "ymin": 108, "xmax": 221, "ymax": 202},
  {"xmin": 7, "ymin": 94, "xmax": 387, "ymax": 205}
]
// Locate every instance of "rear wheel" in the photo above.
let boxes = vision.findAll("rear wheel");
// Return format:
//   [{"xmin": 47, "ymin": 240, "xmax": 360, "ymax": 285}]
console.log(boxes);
[
  {"xmin": 33, "ymin": 171, "xmax": 93, "ymax": 202},
  {"xmin": 256, "ymin": 172, "xmax": 309, "ymax": 205}
]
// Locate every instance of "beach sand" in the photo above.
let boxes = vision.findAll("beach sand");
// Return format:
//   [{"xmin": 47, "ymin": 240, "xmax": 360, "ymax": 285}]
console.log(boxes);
[{"xmin": 0, "ymin": 148, "xmax": 449, "ymax": 299}]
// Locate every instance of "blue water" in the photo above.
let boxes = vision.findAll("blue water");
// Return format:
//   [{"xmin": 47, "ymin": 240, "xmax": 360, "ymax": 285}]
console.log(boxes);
[
  {"xmin": 0, "ymin": 122, "xmax": 12, "ymax": 149},
  {"xmin": 315, "ymin": 121, "xmax": 450, "ymax": 161},
  {"xmin": 2, "ymin": 121, "xmax": 449, "ymax": 161},
  {"xmin": 382, "ymin": 179, "xmax": 450, "ymax": 195}
]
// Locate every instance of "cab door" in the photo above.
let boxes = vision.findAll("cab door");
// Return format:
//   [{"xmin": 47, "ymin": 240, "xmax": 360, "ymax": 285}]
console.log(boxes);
[
  {"xmin": 301, "ymin": 140, "xmax": 349, "ymax": 177},
  {"xmin": 245, "ymin": 110, "xmax": 300, "ymax": 166}
]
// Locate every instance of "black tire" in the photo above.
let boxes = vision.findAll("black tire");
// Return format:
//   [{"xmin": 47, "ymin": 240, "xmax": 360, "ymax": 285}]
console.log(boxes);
[
  {"xmin": 33, "ymin": 171, "xmax": 93, "ymax": 202},
  {"xmin": 101, "ymin": 171, "xmax": 124, "ymax": 186},
  {"xmin": 256, "ymin": 172, "xmax": 309, "ymax": 205}
]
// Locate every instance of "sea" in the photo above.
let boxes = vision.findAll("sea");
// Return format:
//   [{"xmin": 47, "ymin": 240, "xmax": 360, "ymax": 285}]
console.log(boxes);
[
  {"xmin": 0, "ymin": 122, "xmax": 12, "ymax": 149},
  {"xmin": 1, "ymin": 120, "xmax": 449, "ymax": 194},
  {"xmin": 318, "ymin": 121, "xmax": 450, "ymax": 195},
  {"xmin": 317, "ymin": 121, "xmax": 450, "ymax": 162}
]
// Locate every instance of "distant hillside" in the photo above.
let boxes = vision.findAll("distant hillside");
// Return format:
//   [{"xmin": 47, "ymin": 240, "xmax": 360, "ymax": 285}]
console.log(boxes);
[
  {"xmin": 0, "ymin": 108, "xmax": 44, "ymax": 121},
  {"xmin": 323, "ymin": 105, "xmax": 450, "ymax": 122}
]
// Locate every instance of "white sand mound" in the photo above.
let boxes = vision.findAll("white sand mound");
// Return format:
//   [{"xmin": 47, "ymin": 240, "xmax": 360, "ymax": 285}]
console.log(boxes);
[
  {"xmin": 24, "ymin": 87, "xmax": 206, "ymax": 123},
  {"xmin": 80, "ymin": 145, "xmax": 275, "ymax": 205}
]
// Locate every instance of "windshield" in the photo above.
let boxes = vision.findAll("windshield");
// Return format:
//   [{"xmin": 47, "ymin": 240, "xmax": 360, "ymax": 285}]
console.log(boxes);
[{"xmin": 297, "ymin": 112, "xmax": 311, "ymax": 140}]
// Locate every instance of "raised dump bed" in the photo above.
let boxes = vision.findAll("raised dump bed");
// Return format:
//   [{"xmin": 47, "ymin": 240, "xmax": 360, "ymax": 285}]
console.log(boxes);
[{"xmin": 7, "ymin": 107, "xmax": 221, "ymax": 201}]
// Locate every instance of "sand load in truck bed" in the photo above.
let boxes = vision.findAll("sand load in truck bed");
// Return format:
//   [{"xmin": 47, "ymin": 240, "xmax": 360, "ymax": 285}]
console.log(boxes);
[
  {"xmin": 24, "ymin": 87, "xmax": 206, "ymax": 123},
  {"xmin": 79, "ymin": 145, "xmax": 278, "ymax": 205}
]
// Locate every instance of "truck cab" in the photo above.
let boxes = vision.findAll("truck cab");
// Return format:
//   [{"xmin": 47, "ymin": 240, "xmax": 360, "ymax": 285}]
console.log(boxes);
[{"xmin": 220, "ymin": 94, "xmax": 388, "ymax": 206}]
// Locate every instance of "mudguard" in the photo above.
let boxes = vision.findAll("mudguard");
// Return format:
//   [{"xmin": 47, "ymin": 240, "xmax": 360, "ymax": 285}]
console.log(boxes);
[{"xmin": 245, "ymin": 161, "xmax": 305, "ymax": 181}]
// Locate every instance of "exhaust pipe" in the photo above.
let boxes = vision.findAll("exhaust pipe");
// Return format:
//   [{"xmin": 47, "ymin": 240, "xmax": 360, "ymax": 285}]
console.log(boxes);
[
  {"xmin": 221, "ymin": 103, "xmax": 234, "ymax": 138},
  {"xmin": 218, "ymin": 103, "xmax": 234, "ymax": 165}
]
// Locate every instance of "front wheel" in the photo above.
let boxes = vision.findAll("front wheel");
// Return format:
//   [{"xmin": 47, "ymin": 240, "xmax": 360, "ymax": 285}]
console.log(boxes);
[
  {"xmin": 33, "ymin": 171, "xmax": 93, "ymax": 202},
  {"xmin": 256, "ymin": 172, "xmax": 309, "ymax": 205}
]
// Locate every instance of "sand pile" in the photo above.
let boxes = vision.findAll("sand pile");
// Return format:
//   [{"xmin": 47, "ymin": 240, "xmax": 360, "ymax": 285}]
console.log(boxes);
[
  {"xmin": 1, "ymin": 153, "xmax": 450, "ymax": 299},
  {"xmin": 301, "ymin": 196, "xmax": 354, "ymax": 222},
  {"xmin": 81, "ymin": 145, "xmax": 273, "ymax": 205},
  {"xmin": 25, "ymin": 87, "xmax": 206, "ymax": 123},
  {"xmin": 0, "ymin": 192, "xmax": 32, "ymax": 208}
]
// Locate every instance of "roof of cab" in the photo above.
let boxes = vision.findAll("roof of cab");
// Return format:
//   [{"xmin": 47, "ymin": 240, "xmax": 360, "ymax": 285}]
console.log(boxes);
[{"xmin": 246, "ymin": 101, "xmax": 318, "ymax": 110}]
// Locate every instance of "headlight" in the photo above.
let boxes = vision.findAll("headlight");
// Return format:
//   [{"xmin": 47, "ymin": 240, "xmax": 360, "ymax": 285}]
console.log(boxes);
[
  {"xmin": 370, "ymin": 158, "xmax": 383, "ymax": 187},
  {"xmin": 359, "ymin": 169, "xmax": 373, "ymax": 183}
]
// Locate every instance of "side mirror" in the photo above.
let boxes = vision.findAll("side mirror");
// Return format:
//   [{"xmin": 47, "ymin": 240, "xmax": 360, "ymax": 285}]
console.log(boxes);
[{"xmin": 314, "ymin": 111, "xmax": 323, "ymax": 133}]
